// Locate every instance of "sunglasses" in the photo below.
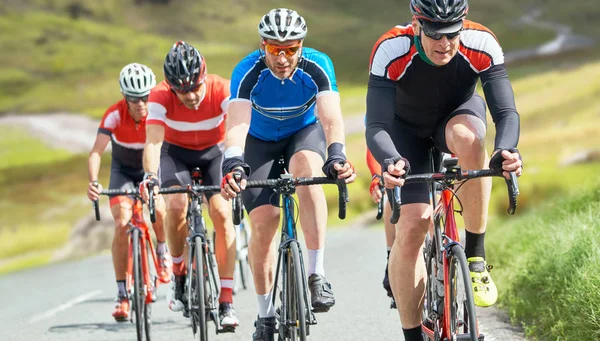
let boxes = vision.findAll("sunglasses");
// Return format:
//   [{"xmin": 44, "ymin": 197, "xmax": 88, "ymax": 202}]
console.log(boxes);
[
  {"xmin": 125, "ymin": 95, "xmax": 149, "ymax": 103},
  {"xmin": 421, "ymin": 24, "xmax": 462, "ymax": 41},
  {"xmin": 264, "ymin": 42, "xmax": 301, "ymax": 57},
  {"xmin": 173, "ymin": 82, "xmax": 203, "ymax": 95}
]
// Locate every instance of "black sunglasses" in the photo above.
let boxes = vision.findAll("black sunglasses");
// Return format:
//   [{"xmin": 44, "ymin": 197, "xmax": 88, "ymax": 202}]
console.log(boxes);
[
  {"xmin": 125, "ymin": 95, "xmax": 149, "ymax": 103},
  {"xmin": 421, "ymin": 24, "xmax": 462, "ymax": 41}
]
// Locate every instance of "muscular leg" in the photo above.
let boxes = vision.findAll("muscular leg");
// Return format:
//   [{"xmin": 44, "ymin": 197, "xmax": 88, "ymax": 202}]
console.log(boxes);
[
  {"xmin": 152, "ymin": 194, "xmax": 167, "ymax": 243},
  {"xmin": 111, "ymin": 200, "xmax": 133, "ymax": 281},
  {"xmin": 383, "ymin": 201, "xmax": 395, "ymax": 249},
  {"xmin": 248, "ymin": 205, "xmax": 280, "ymax": 296},
  {"xmin": 289, "ymin": 151, "xmax": 327, "ymax": 266},
  {"xmin": 208, "ymin": 194, "xmax": 237, "ymax": 302},
  {"xmin": 445, "ymin": 114, "xmax": 490, "ymax": 236},
  {"xmin": 389, "ymin": 203, "xmax": 431, "ymax": 329},
  {"xmin": 165, "ymin": 191, "xmax": 189, "ymax": 272}
]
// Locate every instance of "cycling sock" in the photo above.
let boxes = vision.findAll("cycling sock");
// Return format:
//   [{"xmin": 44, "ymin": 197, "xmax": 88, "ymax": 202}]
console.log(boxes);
[
  {"xmin": 219, "ymin": 277, "xmax": 234, "ymax": 304},
  {"xmin": 307, "ymin": 248, "xmax": 325, "ymax": 277},
  {"xmin": 257, "ymin": 292, "xmax": 275, "ymax": 318},
  {"xmin": 117, "ymin": 280, "xmax": 127, "ymax": 298},
  {"xmin": 171, "ymin": 254, "xmax": 186, "ymax": 276},
  {"xmin": 402, "ymin": 326, "xmax": 423, "ymax": 341},
  {"xmin": 156, "ymin": 242, "xmax": 167, "ymax": 255},
  {"xmin": 464, "ymin": 231, "xmax": 486, "ymax": 259}
]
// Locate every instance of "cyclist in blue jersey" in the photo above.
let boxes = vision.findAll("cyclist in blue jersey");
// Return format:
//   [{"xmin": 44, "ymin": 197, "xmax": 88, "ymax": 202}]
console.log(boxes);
[{"xmin": 220, "ymin": 8, "xmax": 356, "ymax": 341}]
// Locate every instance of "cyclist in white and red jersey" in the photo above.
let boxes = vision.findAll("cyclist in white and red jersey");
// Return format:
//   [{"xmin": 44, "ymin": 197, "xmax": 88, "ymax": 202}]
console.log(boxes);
[
  {"xmin": 87, "ymin": 63, "xmax": 171, "ymax": 322},
  {"xmin": 139, "ymin": 41, "xmax": 239, "ymax": 329},
  {"xmin": 365, "ymin": 1, "xmax": 523, "ymax": 339}
]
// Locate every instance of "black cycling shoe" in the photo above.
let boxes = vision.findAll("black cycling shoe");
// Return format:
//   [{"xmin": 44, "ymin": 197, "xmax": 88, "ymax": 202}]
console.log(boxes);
[
  {"xmin": 252, "ymin": 316, "xmax": 276, "ymax": 341},
  {"xmin": 308, "ymin": 274, "xmax": 335, "ymax": 313},
  {"xmin": 174, "ymin": 274, "xmax": 189, "ymax": 318}
]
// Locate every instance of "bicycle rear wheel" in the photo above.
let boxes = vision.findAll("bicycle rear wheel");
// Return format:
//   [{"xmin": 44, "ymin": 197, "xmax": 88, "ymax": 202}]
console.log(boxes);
[
  {"xmin": 190, "ymin": 237, "xmax": 208, "ymax": 341},
  {"xmin": 447, "ymin": 244, "xmax": 479, "ymax": 341},
  {"xmin": 132, "ymin": 229, "xmax": 145, "ymax": 341},
  {"xmin": 285, "ymin": 242, "xmax": 307, "ymax": 341}
]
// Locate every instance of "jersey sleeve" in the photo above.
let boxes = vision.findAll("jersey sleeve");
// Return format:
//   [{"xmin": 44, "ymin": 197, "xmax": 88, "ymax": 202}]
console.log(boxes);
[
  {"xmin": 366, "ymin": 148, "xmax": 382, "ymax": 177},
  {"xmin": 305, "ymin": 51, "xmax": 338, "ymax": 94},
  {"xmin": 212, "ymin": 75, "xmax": 231, "ymax": 113},
  {"xmin": 230, "ymin": 51, "xmax": 261, "ymax": 102},
  {"xmin": 147, "ymin": 85, "xmax": 170, "ymax": 128},
  {"xmin": 369, "ymin": 25, "xmax": 416, "ymax": 81},
  {"xmin": 98, "ymin": 105, "xmax": 120, "ymax": 136}
]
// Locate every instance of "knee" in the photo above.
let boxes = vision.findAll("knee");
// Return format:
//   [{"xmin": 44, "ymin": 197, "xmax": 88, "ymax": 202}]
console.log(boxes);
[
  {"xmin": 166, "ymin": 195, "xmax": 187, "ymax": 218},
  {"xmin": 250, "ymin": 209, "xmax": 279, "ymax": 238},
  {"xmin": 112, "ymin": 212, "xmax": 130, "ymax": 233},
  {"xmin": 449, "ymin": 130, "xmax": 486, "ymax": 167},
  {"xmin": 209, "ymin": 200, "xmax": 231, "ymax": 229}
]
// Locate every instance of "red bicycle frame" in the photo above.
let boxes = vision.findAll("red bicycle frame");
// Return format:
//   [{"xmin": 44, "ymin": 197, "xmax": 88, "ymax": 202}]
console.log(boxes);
[
  {"xmin": 422, "ymin": 183, "xmax": 480, "ymax": 340},
  {"xmin": 126, "ymin": 199, "xmax": 161, "ymax": 304}
]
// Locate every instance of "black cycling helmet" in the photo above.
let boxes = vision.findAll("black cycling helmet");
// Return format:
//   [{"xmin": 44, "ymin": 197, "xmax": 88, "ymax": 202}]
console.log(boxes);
[
  {"xmin": 163, "ymin": 41, "xmax": 207, "ymax": 92},
  {"xmin": 410, "ymin": 0, "xmax": 469, "ymax": 23}
]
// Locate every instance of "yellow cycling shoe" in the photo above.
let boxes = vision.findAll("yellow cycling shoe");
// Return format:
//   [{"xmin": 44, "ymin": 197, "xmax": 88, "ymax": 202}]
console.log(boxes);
[{"xmin": 467, "ymin": 257, "xmax": 498, "ymax": 307}]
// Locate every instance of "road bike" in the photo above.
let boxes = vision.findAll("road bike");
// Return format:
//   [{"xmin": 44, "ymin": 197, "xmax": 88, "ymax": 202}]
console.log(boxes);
[
  {"xmin": 232, "ymin": 156, "xmax": 348, "ymax": 340},
  {"xmin": 146, "ymin": 168, "xmax": 226, "ymax": 340},
  {"xmin": 385, "ymin": 149, "xmax": 519, "ymax": 341},
  {"xmin": 93, "ymin": 190, "xmax": 163, "ymax": 341}
]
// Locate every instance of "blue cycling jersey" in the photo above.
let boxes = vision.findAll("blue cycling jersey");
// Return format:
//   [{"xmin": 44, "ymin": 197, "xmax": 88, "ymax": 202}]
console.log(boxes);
[{"xmin": 229, "ymin": 47, "xmax": 338, "ymax": 142}]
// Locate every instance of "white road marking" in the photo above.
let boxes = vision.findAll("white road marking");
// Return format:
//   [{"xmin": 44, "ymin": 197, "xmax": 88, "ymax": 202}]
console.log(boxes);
[{"xmin": 28, "ymin": 290, "xmax": 102, "ymax": 324}]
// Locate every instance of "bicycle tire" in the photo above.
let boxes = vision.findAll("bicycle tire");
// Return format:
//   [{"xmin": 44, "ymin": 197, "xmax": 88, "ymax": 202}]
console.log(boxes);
[
  {"xmin": 132, "ymin": 229, "xmax": 145, "ymax": 341},
  {"xmin": 287, "ymin": 242, "xmax": 307, "ymax": 341},
  {"xmin": 447, "ymin": 244, "xmax": 479, "ymax": 341},
  {"xmin": 144, "ymin": 243, "xmax": 153, "ymax": 341},
  {"xmin": 422, "ymin": 232, "xmax": 442, "ymax": 341},
  {"xmin": 238, "ymin": 219, "xmax": 250, "ymax": 290},
  {"xmin": 191, "ymin": 238, "xmax": 208, "ymax": 341}
]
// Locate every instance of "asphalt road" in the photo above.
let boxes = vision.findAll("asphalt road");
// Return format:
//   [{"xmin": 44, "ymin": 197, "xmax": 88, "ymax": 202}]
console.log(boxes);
[{"xmin": 0, "ymin": 222, "xmax": 525, "ymax": 341}]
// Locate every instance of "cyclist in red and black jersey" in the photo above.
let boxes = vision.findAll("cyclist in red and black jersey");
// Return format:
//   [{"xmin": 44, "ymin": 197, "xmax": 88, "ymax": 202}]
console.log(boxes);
[
  {"xmin": 87, "ymin": 63, "xmax": 170, "ymax": 322},
  {"xmin": 365, "ymin": 1, "xmax": 523, "ymax": 339}
]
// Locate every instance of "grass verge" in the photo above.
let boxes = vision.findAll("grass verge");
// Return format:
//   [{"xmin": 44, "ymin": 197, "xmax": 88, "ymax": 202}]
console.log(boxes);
[{"xmin": 487, "ymin": 180, "xmax": 600, "ymax": 340}]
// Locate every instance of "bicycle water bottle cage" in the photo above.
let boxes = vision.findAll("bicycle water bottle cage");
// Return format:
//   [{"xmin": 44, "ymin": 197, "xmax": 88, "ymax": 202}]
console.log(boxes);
[{"xmin": 191, "ymin": 167, "xmax": 203, "ymax": 184}]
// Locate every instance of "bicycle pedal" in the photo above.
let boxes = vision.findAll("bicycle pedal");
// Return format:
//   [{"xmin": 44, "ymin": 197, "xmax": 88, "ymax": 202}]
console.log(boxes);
[{"xmin": 308, "ymin": 311, "xmax": 318, "ymax": 325}]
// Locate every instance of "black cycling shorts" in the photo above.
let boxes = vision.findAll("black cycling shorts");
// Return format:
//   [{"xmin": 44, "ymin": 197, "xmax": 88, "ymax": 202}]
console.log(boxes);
[
  {"xmin": 243, "ymin": 122, "xmax": 326, "ymax": 213},
  {"xmin": 160, "ymin": 142, "xmax": 224, "ymax": 200},
  {"xmin": 393, "ymin": 93, "xmax": 487, "ymax": 205},
  {"xmin": 108, "ymin": 159, "xmax": 144, "ymax": 206}
]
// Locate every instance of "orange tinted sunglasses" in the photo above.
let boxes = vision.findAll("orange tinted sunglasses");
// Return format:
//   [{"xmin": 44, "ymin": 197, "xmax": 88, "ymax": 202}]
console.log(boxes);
[{"xmin": 264, "ymin": 42, "xmax": 301, "ymax": 57}]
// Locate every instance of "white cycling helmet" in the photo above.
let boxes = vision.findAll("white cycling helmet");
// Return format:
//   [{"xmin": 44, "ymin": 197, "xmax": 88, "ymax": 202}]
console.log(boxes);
[
  {"xmin": 258, "ymin": 8, "xmax": 307, "ymax": 42},
  {"xmin": 119, "ymin": 63, "xmax": 156, "ymax": 97}
]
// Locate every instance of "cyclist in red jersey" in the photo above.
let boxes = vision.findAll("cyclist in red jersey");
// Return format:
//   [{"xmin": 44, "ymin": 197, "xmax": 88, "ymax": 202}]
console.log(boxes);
[
  {"xmin": 87, "ymin": 63, "xmax": 170, "ymax": 322},
  {"xmin": 140, "ymin": 41, "xmax": 239, "ymax": 328},
  {"xmin": 365, "ymin": 1, "xmax": 523, "ymax": 339}
]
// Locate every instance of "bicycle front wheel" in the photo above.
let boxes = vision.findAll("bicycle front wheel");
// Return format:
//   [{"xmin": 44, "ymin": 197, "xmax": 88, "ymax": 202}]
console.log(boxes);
[
  {"xmin": 132, "ymin": 229, "xmax": 145, "ymax": 341},
  {"xmin": 447, "ymin": 244, "xmax": 479, "ymax": 341},
  {"xmin": 286, "ymin": 242, "xmax": 307, "ymax": 341},
  {"xmin": 191, "ymin": 237, "xmax": 208, "ymax": 341}
]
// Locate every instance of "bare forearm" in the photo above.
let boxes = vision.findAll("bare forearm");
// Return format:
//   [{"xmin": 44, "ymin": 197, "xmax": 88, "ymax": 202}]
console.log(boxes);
[
  {"xmin": 143, "ymin": 142, "xmax": 162, "ymax": 174},
  {"xmin": 225, "ymin": 123, "xmax": 250, "ymax": 150},
  {"xmin": 317, "ymin": 94, "xmax": 345, "ymax": 146},
  {"xmin": 87, "ymin": 152, "xmax": 102, "ymax": 182}
]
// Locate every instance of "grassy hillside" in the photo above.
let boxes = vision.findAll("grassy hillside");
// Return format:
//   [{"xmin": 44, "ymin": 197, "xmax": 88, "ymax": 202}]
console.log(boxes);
[
  {"xmin": 2, "ymin": 0, "xmax": 590, "ymax": 114},
  {"xmin": 487, "ymin": 180, "xmax": 600, "ymax": 340}
]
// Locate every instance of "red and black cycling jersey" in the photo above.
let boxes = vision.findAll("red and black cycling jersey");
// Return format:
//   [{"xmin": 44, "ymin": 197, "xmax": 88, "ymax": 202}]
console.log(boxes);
[
  {"xmin": 98, "ymin": 99, "xmax": 146, "ymax": 169},
  {"xmin": 365, "ymin": 20, "xmax": 520, "ymax": 165}
]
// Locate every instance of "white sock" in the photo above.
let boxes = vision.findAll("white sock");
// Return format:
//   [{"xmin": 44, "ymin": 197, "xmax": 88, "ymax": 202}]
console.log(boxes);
[
  {"xmin": 307, "ymin": 248, "xmax": 325, "ymax": 277},
  {"xmin": 257, "ymin": 292, "xmax": 275, "ymax": 318},
  {"xmin": 156, "ymin": 242, "xmax": 167, "ymax": 254}
]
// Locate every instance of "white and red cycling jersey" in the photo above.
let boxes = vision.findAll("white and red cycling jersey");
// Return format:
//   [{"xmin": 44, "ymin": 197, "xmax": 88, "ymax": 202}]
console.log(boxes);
[
  {"xmin": 98, "ymin": 99, "xmax": 146, "ymax": 169},
  {"xmin": 147, "ymin": 75, "xmax": 230, "ymax": 151}
]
